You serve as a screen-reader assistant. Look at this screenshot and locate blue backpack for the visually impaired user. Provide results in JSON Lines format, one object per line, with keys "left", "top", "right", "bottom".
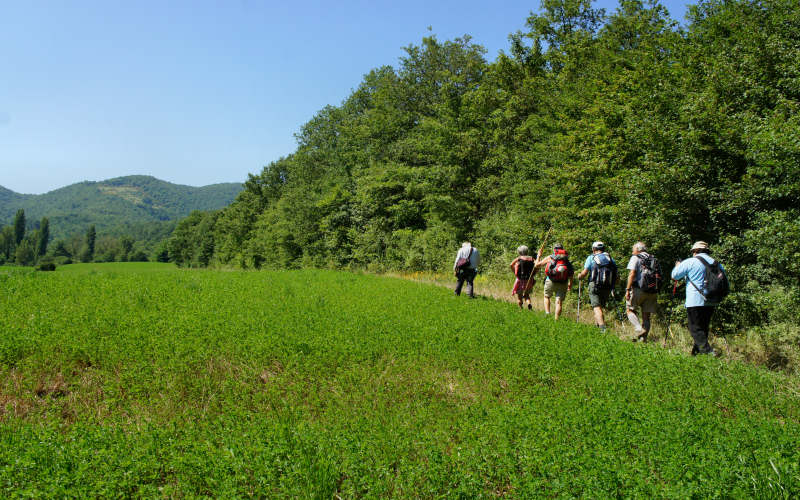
{"left": 590, "top": 252, "right": 617, "bottom": 289}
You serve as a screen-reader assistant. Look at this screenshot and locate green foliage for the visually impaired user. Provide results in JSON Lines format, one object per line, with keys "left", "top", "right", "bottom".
{"left": 0, "top": 175, "right": 242, "bottom": 243}
{"left": 0, "top": 265, "right": 799, "bottom": 496}
{"left": 13, "top": 209, "right": 25, "bottom": 245}
{"left": 83, "top": 225, "right": 96, "bottom": 262}
{"left": 185, "top": 0, "right": 799, "bottom": 343}
{"left": 0, "top": 226, "right": 13, "bottom": 261}
{"left": 35, "top": 262, "right": 56, "bottom": 271}
{"left": 14, "top": 235, "right": 36, "bottom": 266}
{"left": 36, "top": 217, "right": 49, "bottom": 258}
{"left": 168, "top": 211, "right": 220, "bottom": 267}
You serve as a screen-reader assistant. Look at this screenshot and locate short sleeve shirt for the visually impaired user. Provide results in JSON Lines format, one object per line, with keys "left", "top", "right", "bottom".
{"left": 627, "top": 254, "right": 642, "bottom": 283}
{"left": 584, "top": 253, "right": 617, "bottom": 271}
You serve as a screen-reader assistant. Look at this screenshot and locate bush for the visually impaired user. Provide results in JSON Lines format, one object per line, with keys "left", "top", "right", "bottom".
{"left": 36, "top": 262, "right": 56, "bottom": 271}
{"left": 129, "top": 250, "right": 149, "bottom": 262}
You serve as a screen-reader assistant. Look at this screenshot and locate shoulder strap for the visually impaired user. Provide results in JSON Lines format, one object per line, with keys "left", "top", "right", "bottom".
{"left": 694, "top": 255, "right": 711, "bottom": 270}
{"left": 688, "top": 257, "right": 708, "bottom": 296}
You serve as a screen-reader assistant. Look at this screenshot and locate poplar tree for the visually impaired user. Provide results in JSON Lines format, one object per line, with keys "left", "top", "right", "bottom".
{"left": 84, "top": 225, "right": 96, "bottom": 262}
{"left": 37, "top": 217, "right": 50, "bottom": 257}
{"left": 13, "top": 209, "right": 25, "bottom": 245}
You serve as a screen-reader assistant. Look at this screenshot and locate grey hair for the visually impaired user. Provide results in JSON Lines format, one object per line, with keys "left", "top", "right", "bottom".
{"left": 462, "top": 241, "right": 471, "bottom": 248}
{"left": 517, "top": 245, "right": 529, "bottom": 256}
{"left": 633, "top": 241, "right": 647, "bottom": 252}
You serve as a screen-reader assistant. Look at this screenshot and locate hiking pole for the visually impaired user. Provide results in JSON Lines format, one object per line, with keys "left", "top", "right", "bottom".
{"left": 576, "top": 279, "right": 582, "bottom": 321}
{"left": 662, "top": 280, "right": 678, "bottom": 347}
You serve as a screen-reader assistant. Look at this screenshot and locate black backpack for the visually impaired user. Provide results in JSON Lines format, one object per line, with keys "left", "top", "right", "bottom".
{"left": 635, "top": 252, "right": 663, "bottom": 293}
{"left": 590, "top": 252, "right": 617, "bottom": 289}
{"left": 516, "top": 258, "right": 535, "bottom": 280}
{"left": 692, "top": 256, "right": 730, "bottom": 303}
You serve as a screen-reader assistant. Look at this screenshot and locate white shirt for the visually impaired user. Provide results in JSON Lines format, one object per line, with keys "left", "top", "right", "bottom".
{"left": 453, "top": 245, "right": 480, "bottom": 271}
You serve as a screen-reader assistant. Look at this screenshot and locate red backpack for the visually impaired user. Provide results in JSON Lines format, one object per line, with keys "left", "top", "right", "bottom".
{"left": 546, "top": 249, "right": 573, "bottom": 283}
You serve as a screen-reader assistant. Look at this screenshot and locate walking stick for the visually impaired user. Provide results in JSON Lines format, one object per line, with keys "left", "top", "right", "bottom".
{"left": 577, "top": 279, "right": 582, "bottom": 321}
{"left": 536, "top": 227, "right": 553, "bottom": 260}
{"left": 662, "top": 280, "right": 678, "bottom": 347}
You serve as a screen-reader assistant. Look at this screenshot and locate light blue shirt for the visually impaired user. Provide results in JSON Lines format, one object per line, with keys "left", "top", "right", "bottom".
{"left": 583, "top": 253, "right": 617, "bottom": 271}
{"left": 671, "top": 253, "right": 724, "bottom": 308}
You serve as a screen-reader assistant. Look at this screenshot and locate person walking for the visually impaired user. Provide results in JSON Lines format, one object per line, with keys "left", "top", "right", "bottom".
{"left": 576, "top": 241, "right": 618, "bottom": 331}
{"left": 671, "top": 241, "right": 726, "bottom": 356}
{"left": 453, "top": 241, "right": 480, "bottom": 298}
{"left": 535, "top": 243, "right": 573, "bottom": 320}
{"left": 625, "top": 242, "right": 662, "bottom": 342}
{"left": 510, "top": 245, "right": 537, "bottom": 310}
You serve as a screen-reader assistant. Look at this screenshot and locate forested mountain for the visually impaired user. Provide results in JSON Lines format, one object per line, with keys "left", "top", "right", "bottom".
{"left": 170, "top": 0, "right": 798, "bottom": 344}
{"left": 0, "top": 175, "right": 243, "bottom": 240}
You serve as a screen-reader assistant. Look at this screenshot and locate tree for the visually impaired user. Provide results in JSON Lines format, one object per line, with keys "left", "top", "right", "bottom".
{"left": 119, "top": 236, "right": 134, "bottom": 262}
{"left": 14, "top": 209, "right": 25, "bottom": 245}
{"left": 153, "top": 241, "right": 171, "bottom": 263}
{"left": 37, "top": 217, "right": 50, "bottom": 258}
{"left": 0, "top": 226, "right": 14, "bottom": 260}
{"left": 15, "top": 236, "right": 36, "bottom": 266}
{"left": 51, "top": 240, "right": 71, "bottom": 258}
{"left": 83, "top": 225, "right": 96, "bottom": 262}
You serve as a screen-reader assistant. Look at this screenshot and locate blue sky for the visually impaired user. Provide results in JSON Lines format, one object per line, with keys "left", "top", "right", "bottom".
{"left": 1, "top": 0, "right": 690, "bottom": 194}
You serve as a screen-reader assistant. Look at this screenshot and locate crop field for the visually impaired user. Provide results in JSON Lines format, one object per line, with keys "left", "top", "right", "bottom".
{"left": 1, "top": 263, "right": 799, "bottom": 497}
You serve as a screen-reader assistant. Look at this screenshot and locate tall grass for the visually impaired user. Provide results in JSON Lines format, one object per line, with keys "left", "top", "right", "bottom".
{"left": 1, "top": 263, "right": 798, "bottom": 496}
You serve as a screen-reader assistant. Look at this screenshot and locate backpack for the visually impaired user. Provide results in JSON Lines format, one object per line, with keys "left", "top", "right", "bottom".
{"left": 546, "top": 250, "right": 573, "bottom": 283}
{"left": 516, "top": 258, "right": 535, "bottom": 280}
{"left": 456, "top": 247, "right": 473, "bottom": 270}
{"left": 692, "top": 255, "right": 730, "bottom": 303}
{"left": 635, "top": 252, "right": 663, "bottom": 293}
{"left": 590, "top": 252, "right": 617, "bottom": 289}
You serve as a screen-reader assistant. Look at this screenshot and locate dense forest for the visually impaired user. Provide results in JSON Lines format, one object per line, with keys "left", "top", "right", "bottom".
{"left": 169, "top": 0, "right": 798, "bottom": 355}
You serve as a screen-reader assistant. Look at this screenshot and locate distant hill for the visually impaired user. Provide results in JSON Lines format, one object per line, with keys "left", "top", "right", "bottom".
{"left": 0, "top": 175, "right": 243, "bottom": 240}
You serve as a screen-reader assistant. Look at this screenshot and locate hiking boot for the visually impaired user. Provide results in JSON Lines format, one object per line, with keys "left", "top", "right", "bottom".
{"left": 598, "top": 325, "right": 607, "bottom": 332}
{"left": 527, "top": 304, "right": 533, "bottom": 310}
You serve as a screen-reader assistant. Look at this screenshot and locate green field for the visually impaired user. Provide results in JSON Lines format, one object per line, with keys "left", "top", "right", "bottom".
{"left": 1, "top": 263, "right": 798, "bottom": 497}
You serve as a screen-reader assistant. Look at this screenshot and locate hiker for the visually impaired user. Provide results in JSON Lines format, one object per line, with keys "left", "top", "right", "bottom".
{"left": 671, "top": 241, "right": 727, "bottom": 356}
{"left": 535, "top": 243, "right": 573, "bottom": 320}
{"left": 576, "top": 241, "right": 618, "bottom": 331}
{"left": 453, "top": 241, "right": 480, "bottom": 298}
{"left": 625, "top": 242, "right": 662, "bottom": 342}
{"left": 510, "top": 245, "right": 537, "bottom": 310}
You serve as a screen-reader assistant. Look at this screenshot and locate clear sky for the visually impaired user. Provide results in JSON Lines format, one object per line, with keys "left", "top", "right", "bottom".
{"left": 1, "top": 0, "right": 690, "bottom": 194}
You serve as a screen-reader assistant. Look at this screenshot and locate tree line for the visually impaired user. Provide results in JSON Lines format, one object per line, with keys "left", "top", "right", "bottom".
{"left": 0, "top": 209, "right": 152, "bottom": 267}
{"left": 166, "top": 0, "right": 799, "bottom": 354}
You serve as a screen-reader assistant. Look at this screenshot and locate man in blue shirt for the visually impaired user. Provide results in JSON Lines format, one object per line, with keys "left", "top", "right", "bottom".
{"left": 576, "top": 241, "right": 618, "bottom": 331}
{"left": 671, "top": 241, "right": 723, "bottom": 356}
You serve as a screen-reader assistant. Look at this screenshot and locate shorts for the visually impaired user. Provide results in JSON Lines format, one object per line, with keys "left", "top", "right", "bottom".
{"left": 588, "top": 282, "right": 611, "bottom": 308}
{"left": 626, "top": 287, "right": 658, "bottom": 314}
{"left": 544, "top": 280, "right": 568, "bottom": 300}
